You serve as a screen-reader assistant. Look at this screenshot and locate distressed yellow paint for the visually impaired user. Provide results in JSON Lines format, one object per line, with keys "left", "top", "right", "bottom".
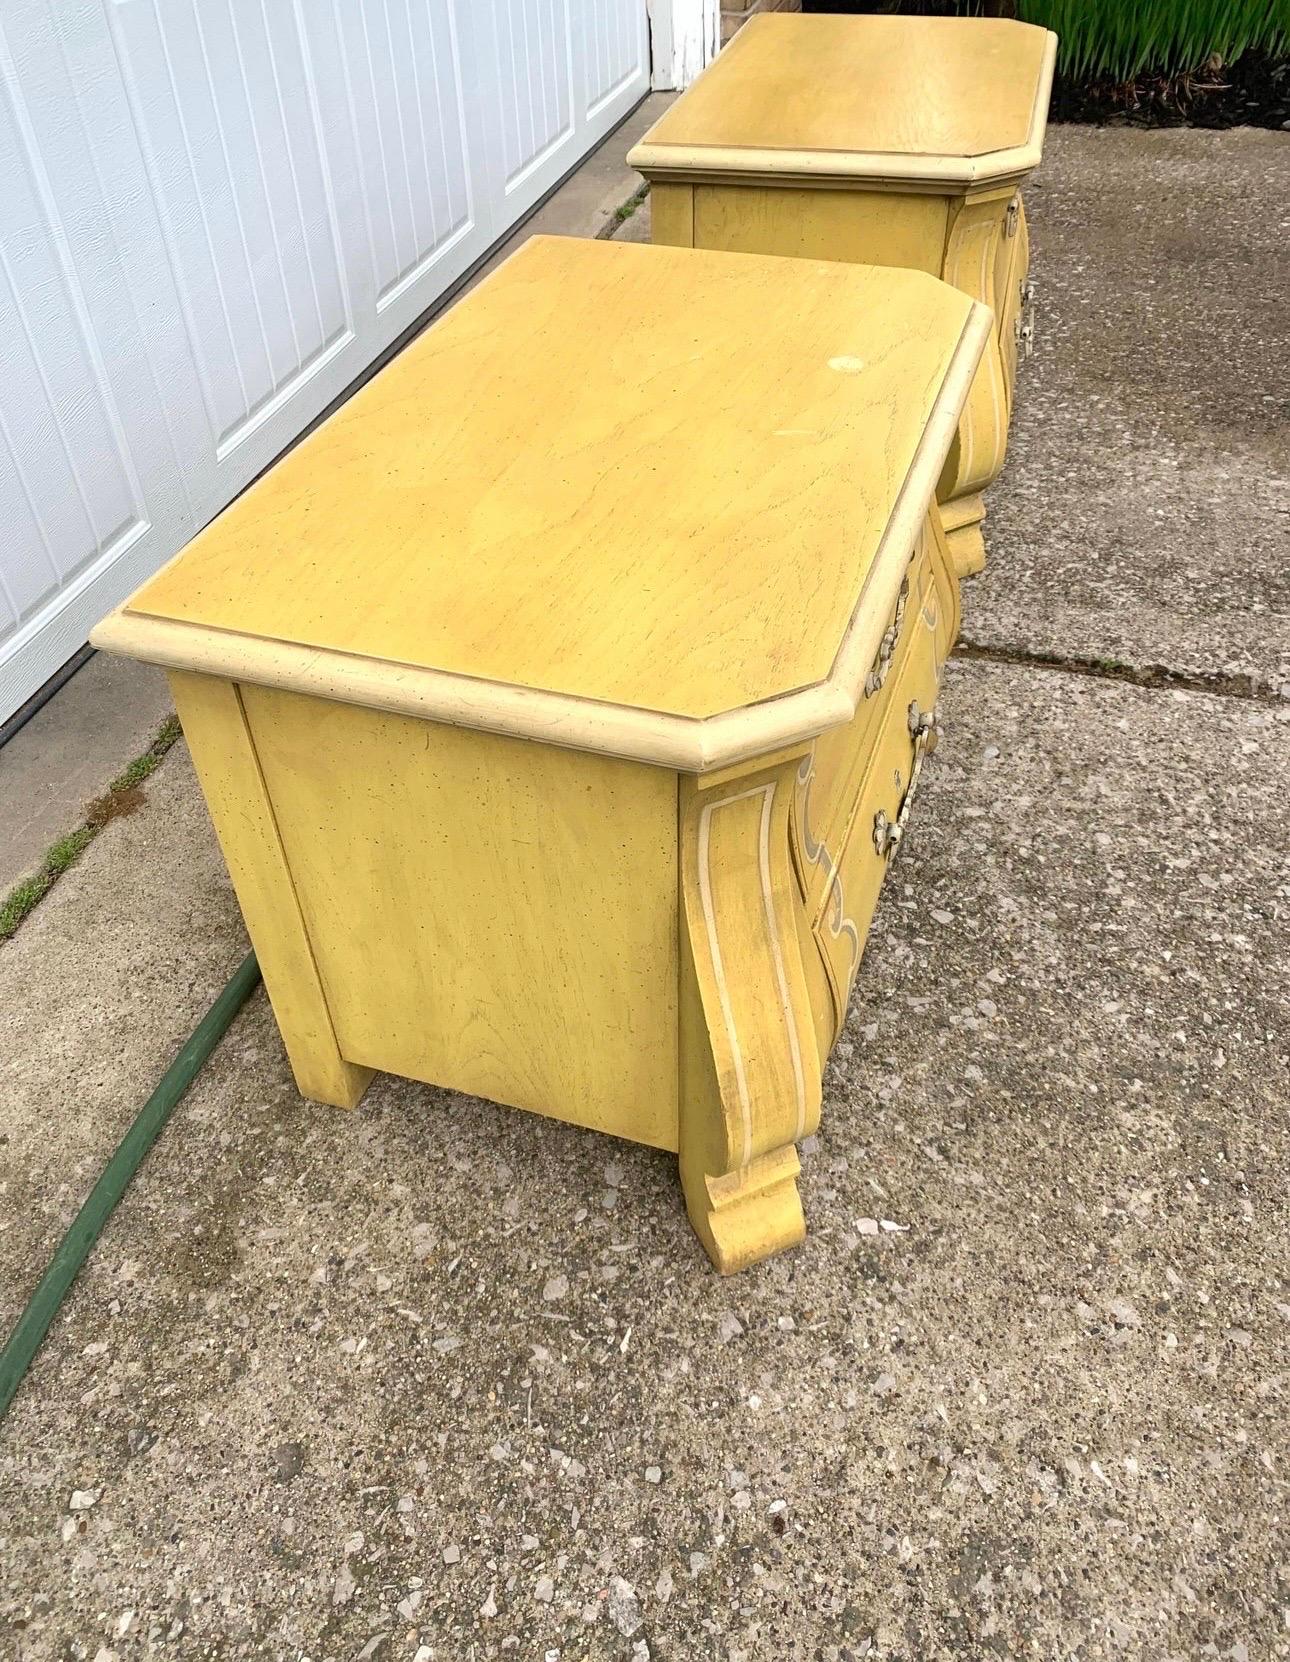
{"left": 692, "top": 186, "right": 948, "bottom": 274}
{"left": 635, "top": 14, "right": 1054, "bottom": 173}
{"left": 95, "top": 238, "right": 985, "bottom": 1274}
{"left": 808, "top": 593, "right": 944, "bottom": 1045}
{"left": 997, "top": 197, "right": 1031, "bottom": 417}
{"left": 647, "top": 181, "right": 694, "bottom": 247}
{"left": 629, "top": 15, "right": 1054, "bottom": 576}
{"left": 167, "top": 670, "right": 373, "bottom": 1110}
{"left": 679, "top": 753, "right": 821, "bottom": 1273}
{"left": 791, "top": 517, "right": 952, "bottom": 915}
{"left": 120, "top": 237, "right": 981, "bottom": 728}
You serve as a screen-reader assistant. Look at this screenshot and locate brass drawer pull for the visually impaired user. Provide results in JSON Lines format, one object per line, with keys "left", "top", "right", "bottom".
{"left": 863, "top": 576, "right": 910, "bottom": 698}
{"left": 872, "top": 701, "right": 940, "bottom": 861}
{"left": 1015, "top": 279, "right": 1036, "bottom": 359}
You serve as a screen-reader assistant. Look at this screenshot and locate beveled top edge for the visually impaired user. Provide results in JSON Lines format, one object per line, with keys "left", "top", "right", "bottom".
{"left": 627, "top": 140, "right": 1047, "bottom": 189}
{"left": 92, "top": 301, "right": 992, "bottom": 773}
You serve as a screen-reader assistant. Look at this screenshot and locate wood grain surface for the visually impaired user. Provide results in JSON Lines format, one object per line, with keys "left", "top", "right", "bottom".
{"left": 631, "top": 15, "right": 1056, "bottom": 177}
{"left": 241, "top": 684, "right": 681, "bottom": 1148}
{"left": 115, "top": 237, "right": 983, "bottom": 729}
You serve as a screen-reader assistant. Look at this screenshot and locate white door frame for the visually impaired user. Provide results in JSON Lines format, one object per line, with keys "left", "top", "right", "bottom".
{"left": 648, "top": 0, "right": 718, "bottom": 89}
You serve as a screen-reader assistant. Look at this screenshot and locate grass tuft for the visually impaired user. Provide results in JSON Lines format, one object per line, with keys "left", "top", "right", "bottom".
{"left": 0, "top": 713, "right": 183, "bottom": 944}
{"left": 601, "top": 184, "right": 649, "bottom": 238}
{"left": 109, "top": 714, "right": 181, "bottom": 793}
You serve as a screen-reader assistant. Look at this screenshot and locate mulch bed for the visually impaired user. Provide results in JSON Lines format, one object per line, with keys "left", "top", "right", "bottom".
{"left": 1048, "top": 51, "right": 1290, "bottom": 130}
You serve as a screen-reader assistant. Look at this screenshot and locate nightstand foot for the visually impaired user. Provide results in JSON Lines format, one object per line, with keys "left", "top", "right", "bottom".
{"left": 940, "top": 493, "right": 987, "bottom": 578}
{"left": 681, "top": 1145, "right": 805, "bottom": 1274}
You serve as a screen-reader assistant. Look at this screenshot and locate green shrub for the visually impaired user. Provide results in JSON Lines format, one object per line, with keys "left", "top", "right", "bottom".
{"left": 1014, "top": 0, "right": 1289, "bottom": 81}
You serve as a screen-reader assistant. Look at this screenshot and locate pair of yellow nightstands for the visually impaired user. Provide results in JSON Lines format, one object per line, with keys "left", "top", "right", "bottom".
{"left": 95, "top": 17, "right": 1055, "bottom": 1273}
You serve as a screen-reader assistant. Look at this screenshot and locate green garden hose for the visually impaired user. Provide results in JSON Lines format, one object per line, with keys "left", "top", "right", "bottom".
{"left": 0, "top": 949, "right": 262, "bottom": 1423}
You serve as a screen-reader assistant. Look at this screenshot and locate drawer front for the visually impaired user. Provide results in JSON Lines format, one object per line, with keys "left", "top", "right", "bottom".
{"left": 997, "top": 197, "right": 1031, "bottom": 414}
{"left": 795, "top": 541, "right": 932, "bottom": 891}
{"left": 790, "top": 514, "right": 956, "bottom": 923}
{"left": 993, "top": 195, "right": 1030, "bottom": 316}
{"left": 993, "top": 193, "right": 1022, "bottom": 325}
{"left": 807, "top": 620, "right": 943, "bottom": 1044}
{"left": 691, "top": 184, "right": 951, "bottom": 275}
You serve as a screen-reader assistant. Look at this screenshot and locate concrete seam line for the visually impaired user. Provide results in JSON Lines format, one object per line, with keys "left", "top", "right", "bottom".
{"left": 599, "top": 182, "right": 649, "bottom": 238}
{"left": 0, "top": 713, "right": 183, "bottom": 944}
{"left": 952, "top": 640, "right": 1286, "bottom": 706}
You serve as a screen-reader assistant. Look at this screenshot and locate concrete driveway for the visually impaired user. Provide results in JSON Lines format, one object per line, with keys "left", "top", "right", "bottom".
{"left": 1, "top": 124, "right": 1287, "bottom": 1661}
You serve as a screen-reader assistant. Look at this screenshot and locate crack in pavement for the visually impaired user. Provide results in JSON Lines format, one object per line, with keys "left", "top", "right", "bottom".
{"left": 952, "top": 637, "right": 1287, "bottom": 705}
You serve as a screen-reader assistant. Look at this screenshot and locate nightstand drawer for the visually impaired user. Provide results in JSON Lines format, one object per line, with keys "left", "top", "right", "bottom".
{"left": 806, "top": 623, "right": 943, "bottom": 1042}
{"left": 993, "top": 195, "right": 1026, "bottom": 327}
{"left": 790, "top": 514, "right": 956, "bottom": 920}
{"left": 998, "top": 196, "right": 1031, "bottom": 413}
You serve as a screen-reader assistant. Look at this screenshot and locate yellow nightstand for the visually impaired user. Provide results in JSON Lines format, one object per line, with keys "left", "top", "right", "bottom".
{"left": 629, "top": 14, "right": 1056, "bottom": 577}
{"left": 93, "top": 237, "right": 989, "bottom": 1272}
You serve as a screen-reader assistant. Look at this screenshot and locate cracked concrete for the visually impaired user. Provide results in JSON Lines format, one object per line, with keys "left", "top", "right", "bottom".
{"left": 1, "top": 122, "right": 1288, "bottom": 1662}
{"left": 973, "top": 125, "right": 1290, "bottom": 698}
{"left": 620, "top": 124, "right": 1290, "bottom": 695}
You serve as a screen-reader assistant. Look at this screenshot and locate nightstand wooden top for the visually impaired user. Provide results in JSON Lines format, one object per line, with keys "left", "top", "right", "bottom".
{"left": 629, "top": 15, "right": 1056, "bottom": 188}
{"left": 97, "top": 237, "right": 988, "bottom": 772}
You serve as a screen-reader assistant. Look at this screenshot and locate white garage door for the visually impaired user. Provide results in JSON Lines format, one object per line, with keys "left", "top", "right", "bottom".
{"left": 0, "top": 0, "right": 648, "bottom": 723}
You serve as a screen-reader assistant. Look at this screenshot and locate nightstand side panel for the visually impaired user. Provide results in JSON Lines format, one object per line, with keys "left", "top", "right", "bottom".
{"left": 238, "top": 686, "right": 683, "bottom": 1152}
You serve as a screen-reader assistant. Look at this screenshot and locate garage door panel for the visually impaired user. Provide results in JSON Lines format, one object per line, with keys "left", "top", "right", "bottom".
{"left": 0, "top": 223, "right": 142, "bottom": 629}
{"left": 585, "top": 0, "right": 648, "bottom": 116}
{"left": 231, "top": 0, "right": 352, "bottom": 371}
{"left": 107, "top": 0, "right": 355, "bottom": 457}
{"left": 412, "top": 1, "right": 478, "bottom": 240}
{"left": 478, "top": 0, "right": 648, "bottom": 218}
{"left": 326, "top": 0, "right": 486, "bottom": 314}
{"left": 490, "top": 0, "right": 574, "bottom": 192}
{"left": 0, "top": 0, "right": 649, "bottom": 722}
{"left": 0, "top": 10, "right": 154, "bottom": 645}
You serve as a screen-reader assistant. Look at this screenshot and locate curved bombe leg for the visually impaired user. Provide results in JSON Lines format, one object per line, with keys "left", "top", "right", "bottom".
{"left": 938, "top": 188, "right": 1018, "bottom": 577}
{"left": 678, "top": 754, "right": 823, "bottom": 1273}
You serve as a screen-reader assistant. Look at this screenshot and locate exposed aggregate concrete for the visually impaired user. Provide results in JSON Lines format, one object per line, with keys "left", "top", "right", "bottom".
{"left": 2, "top": 123, "right": 1289, "bottom": 1662}
{"left": 2, "top": 662, "right": 1286, "bottom": 1661}
{"left": 974, "top": 126, "right": 1290, "bottom": 697}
